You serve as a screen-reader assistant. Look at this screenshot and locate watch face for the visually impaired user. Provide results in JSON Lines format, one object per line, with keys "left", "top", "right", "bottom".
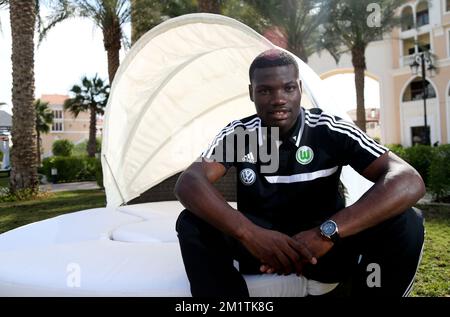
{"left": 322, "top": 221, "right": 337, "bottom": 236}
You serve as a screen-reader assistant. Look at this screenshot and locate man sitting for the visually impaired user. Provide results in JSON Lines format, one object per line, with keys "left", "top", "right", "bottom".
{"left": 175, "top": 49, "right": 425, "bottom": 297}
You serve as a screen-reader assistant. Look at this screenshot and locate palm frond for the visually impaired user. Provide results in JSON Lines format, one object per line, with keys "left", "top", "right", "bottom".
{"left": 64, "top": 74, "right": 109, "bottom": 118}
{"left": 39, "top": 0, "right": 76, "bottom": 44}
{"left": 34, "top": 99, "right": 54, "bottom": 134}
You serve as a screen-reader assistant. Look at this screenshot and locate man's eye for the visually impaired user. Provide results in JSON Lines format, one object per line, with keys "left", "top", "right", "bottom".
{"left": 258, "top": 89, "right": 270, "bottom": 95}
{"left": 285, "top": 86, "right": 296, "bottom": 92}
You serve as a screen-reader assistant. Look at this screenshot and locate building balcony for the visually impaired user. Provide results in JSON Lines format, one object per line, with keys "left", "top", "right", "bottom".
{"left": 400, "top": 54, "right": 415, "bottom": 68}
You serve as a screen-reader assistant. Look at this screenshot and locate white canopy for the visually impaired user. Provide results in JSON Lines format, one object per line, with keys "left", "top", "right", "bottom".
{"left": 102, "top": 13, "right": 373, "bottom": 207}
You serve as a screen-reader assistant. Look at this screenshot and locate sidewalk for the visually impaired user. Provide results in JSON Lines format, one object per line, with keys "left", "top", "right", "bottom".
{"left": 417, "top": 192, "right": 433, "bottom": 204}
{"left": 40, "top": 181, "right": 100, "bottom": 192}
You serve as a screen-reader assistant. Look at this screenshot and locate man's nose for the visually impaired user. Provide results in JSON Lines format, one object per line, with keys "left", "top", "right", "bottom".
{"left": 271, "top": 90, "right": 287, "bottom": 106}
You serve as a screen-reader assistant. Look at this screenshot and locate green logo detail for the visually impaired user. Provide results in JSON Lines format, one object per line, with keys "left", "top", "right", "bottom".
{"left": 296, "top": 146, "right": 314, "bottom": 165}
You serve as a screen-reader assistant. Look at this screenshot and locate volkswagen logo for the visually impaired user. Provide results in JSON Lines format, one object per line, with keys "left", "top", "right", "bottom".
{"left": 240, "top": 168, "right": 256, "bottom": 186}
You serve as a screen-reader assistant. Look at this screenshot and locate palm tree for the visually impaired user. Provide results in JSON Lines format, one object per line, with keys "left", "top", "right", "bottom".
{"left": 130, "top": 0, "right": 162, "bottom": 44}
{"left": 248, "top": 0, "right": 331, "bottom": 63}
{"left": 222, "top": 0, "right": 267, "bottom": 33}
{"left": 322, "top": 0, "right": 405, "bottom": 131}
{"left": 64, "top": 75, "right": 109, "bottom": 157}
{"left": 34, "top": 99, "right": 54, "bottom": 166}
{"left": 130, "top": 0, "right": 197, "bottom": 45}
{"left": 42, "top": 0, "right": 131, "bottom": 83}
{"left": 9, "top": 0, "right": 39, "bottom": 193}
{"left": 198, "top": 0, "right": 221, "bottom": 13}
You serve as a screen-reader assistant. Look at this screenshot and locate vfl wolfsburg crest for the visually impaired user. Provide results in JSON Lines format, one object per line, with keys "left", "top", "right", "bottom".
{"left": 296, "top": 146, "right": 314, "bottom": 165}
{"left": 240, "top": 168, "right": 256, "bottom": 186}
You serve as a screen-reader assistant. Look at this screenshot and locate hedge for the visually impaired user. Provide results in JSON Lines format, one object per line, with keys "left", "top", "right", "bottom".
{"left": 428, "top": 145, "right": 450, "bottom": 202}
{"left": 403, "top": 144, "right": 435, "bottom": 185}
{"left": 42, "top": 156, "right": 99, "bottom": 183}
{"left": 52, "top": 139, "right": 74, "bottom": 157}
{"left": 387, "top": 144, "right": 450, "bottom": 201}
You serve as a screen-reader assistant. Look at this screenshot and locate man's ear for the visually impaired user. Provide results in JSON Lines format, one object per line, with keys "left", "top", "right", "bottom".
{"left": 249, "top": 84, "right": 254, "bottom": 102}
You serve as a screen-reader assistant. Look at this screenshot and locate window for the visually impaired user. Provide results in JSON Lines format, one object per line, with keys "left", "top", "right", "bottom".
{"left": 410, "top": 80, "right": 436, "bottom": 100}
{"left": 448, "top": 29, "right": 450, "bottom": 57}
{"left": 367, "top": 122, "right": 376, "bottom": 130}
{"left": 417, "top": 33, "right": 431, "bottom": 52}
{"left": 53, "top": 110, "right": 62, "bottom": 119}
{"left": 51, "top": 109, "right": 64, "bottom": 132}
{"left": 52, "top": 122, "right": 63, "bottom": 131}
{"left": 402, "top": 78, "right": 437, "bottom": 102}
{"left": 402, "top": 37, "right": 415, "bottom": 56}
{"left": 416, "top": 2, "right": 429, "bottom": 27}
{"left": 447, "top": 0, "right": 450, "bottom": 12}
{"left": 401, "top": 6, "right": 414, "bottom": 31}
{"left": 418, "top": 43, "right": 431, "bottom": 52}
{"left": 416, "top": 10, "right": 429, "bottom": 26}
{"left": 401, "top": 33, "right": 431, "bottom": 65}
{"left": 411, "top": 126, "right": 430, "bottom": 145}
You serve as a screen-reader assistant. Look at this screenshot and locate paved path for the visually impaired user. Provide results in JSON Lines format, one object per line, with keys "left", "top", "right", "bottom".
{"left": 40, "top": 181, "right": 100, "bottom": 192}
{"left": 417, "top": 192, "right": 433, "bottom": 204}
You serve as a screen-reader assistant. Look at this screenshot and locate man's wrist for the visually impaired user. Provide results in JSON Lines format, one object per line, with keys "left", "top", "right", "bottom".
{"left": 319, "top": 219, "right": 340, "bottom": 243}
{"left": 233, "top": 213, "right": 256, "bottom": 242}
{"left": 313, "top": 227, "right": 334, "bottom": 245}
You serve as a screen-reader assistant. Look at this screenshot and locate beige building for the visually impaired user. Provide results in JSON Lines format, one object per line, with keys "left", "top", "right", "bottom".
{"left": 347, "top": 108, "right": 381, "bottom": 140}
{"left": 392, "top": 0, "right": 450, "bottom": 146}
{"left": 40, "top": 94, "right": 102, "bottom": 158}
{"left": 308, "top": 0, "right": 450, "bottom": 147}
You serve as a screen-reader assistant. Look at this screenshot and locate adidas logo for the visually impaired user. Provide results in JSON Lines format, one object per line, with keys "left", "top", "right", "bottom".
{"left": 242, "top": 152, "right": 256, "bottom": 164}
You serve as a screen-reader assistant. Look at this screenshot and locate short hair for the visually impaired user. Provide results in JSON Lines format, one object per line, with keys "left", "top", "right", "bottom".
{"left": 249, "top": 49, "right": 299, "bottom": 83}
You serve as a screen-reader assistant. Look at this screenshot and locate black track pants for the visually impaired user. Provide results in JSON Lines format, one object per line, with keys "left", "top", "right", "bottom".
{"left": 176, "top": 208, "right": 424, "bottom": 297}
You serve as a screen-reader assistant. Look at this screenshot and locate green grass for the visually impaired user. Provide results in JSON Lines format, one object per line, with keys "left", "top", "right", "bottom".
{"left": 0, "top": 189, "right": 106, "bottom": 234}
{"left": 410, "top": 204, "right": 450, "bottom": 297}
{"left": 0, "top": 176, "right": 9, "bottom": 188}
{"left": 0, "top": 191, "right": 448, "bottom": 297}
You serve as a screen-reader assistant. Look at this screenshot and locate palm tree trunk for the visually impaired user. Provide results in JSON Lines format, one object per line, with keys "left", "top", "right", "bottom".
{"left": 87, "top": 105, "right": 97, "bottom": 158}
{"left": 36, "top": 130, "right": 41, "bottom": 166}
{"left": 290, "top": 40, "right": 308, "bottom": 63}
{"left": 103, "top": 21, "right": 122, "bottom": 84}
{"left": 130, "top": 0, "right": 139, "bottom": 44}
{"left": 198, "top": 0, "right": 221, "bottom": 13}
{"left": 351, "top": 45, "right": 367, "bottom": 132}
{"left": 9, "top": 0, "right": 39, "bottom": 193}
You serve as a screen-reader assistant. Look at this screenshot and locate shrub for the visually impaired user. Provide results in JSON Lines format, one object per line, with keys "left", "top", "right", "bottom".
{"left": 94, "top": 159, "right": 103, "bottom": 188}
{"left": 0, "top": 188, "right": 52, "bottom": 203}
{"left": 73, "top": 140, "right": 88, "bottom": 156}
{"left": 52, "top": 139, "right": 74, "bottom": 157}
{"left": 73, "top": 138, "right": 101, "bottom": 156}
{"left": 42, "top": 156, "right": 98, "bottom": 183}
{"left": 386, "top": 144, "right": 406, "bottom": 160}
{"left": 429, "top": 145, "right": 450, "bottom": 201}
{"left": 403, "top": 145, "right": 435, "bottom": 186}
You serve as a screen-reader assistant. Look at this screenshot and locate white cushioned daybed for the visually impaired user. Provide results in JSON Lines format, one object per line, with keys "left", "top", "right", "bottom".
{"left": 0, "top": 13, "right": 373, "bottom": 296}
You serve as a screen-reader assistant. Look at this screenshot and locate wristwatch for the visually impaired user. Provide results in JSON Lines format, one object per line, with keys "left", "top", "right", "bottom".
{"left": 319, "top": 219, "right": 340, "bottom": 243}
